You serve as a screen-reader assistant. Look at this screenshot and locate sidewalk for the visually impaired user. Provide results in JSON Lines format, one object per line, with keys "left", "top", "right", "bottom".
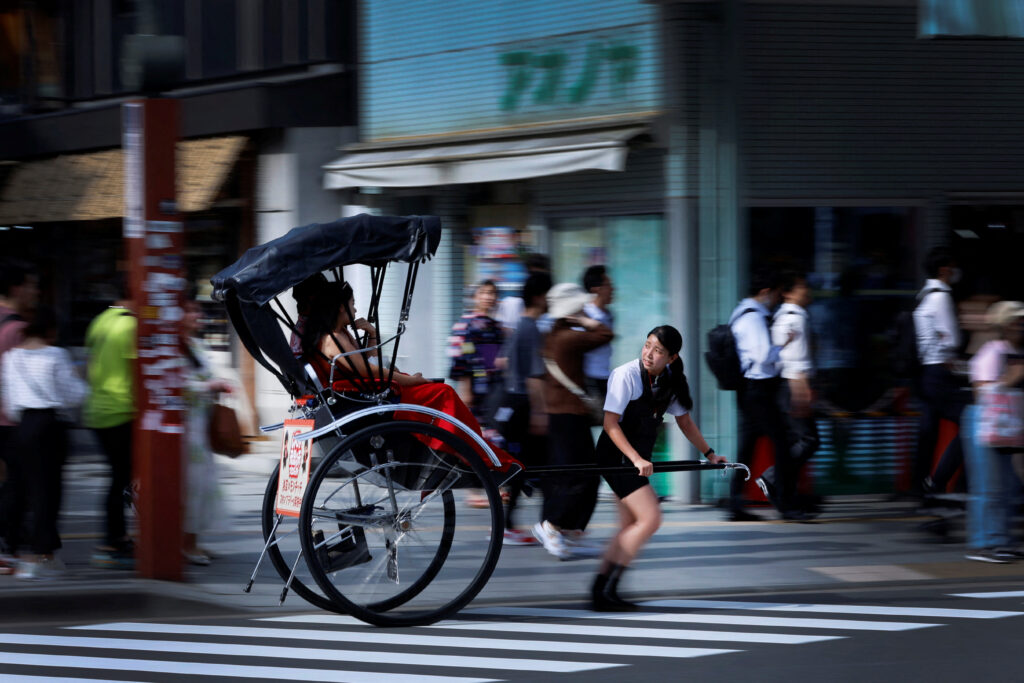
{"left": 2, "top": 430, "right": 1023, "bottom": 623}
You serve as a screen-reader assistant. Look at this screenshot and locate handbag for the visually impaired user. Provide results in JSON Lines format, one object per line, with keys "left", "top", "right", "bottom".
{"left": 977, "top": 384, "right": 1024, "bottom": 448}
{"left": 544, "top": 358, "right": 605, "bottom": 426}
{"left": 209, "top": 403, "right": 248, "bottom": 457}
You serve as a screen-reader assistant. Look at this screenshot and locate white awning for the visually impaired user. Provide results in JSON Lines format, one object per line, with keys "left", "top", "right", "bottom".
{"left": 323, "top": 126, "right": 646, "bottom": 189}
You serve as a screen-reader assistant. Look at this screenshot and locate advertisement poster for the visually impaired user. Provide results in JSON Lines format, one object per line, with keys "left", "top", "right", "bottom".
{"left": 275, "top": 419, "right": 316, "bottom": 517}
{"left": 471, "top": 226, "right": 527, "bottom": 297}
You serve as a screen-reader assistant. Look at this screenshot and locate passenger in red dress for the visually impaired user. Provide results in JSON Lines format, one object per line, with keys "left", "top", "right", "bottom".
{"left": 299, "top": 280, "right": 516, "bottom": 470}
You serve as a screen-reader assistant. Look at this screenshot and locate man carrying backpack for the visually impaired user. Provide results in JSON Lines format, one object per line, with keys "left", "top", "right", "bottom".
{"left": 726, "top": 267, "right": 798, "bottom": 521}
{"left": 913, "top": 246, "right": 968, "bottom": 496}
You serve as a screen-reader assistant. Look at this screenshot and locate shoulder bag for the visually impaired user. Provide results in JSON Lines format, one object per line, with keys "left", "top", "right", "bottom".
{"left": 209, "top": 402, "right": 247, "bottom": 457}
{"left": 544, "top": 357, "right": 605, "bottom": 426}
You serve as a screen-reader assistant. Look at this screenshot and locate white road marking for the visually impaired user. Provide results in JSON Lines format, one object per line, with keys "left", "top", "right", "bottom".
{"left": 642, "top": 599, "right": 1024, "bottom": 619}
{"left": 459, "top": 606, "right": 939, "bottom": 631}
{"left": 430, "top": 620, "right": 844, "bottom": 645}
{"left": 950, "top": 590, "right": 1024, "bottom": 599}
{"left": 0, "top": 634, "right": 618, "bottom": 674}
{"left": 69, "top": 622, "right": 735, "bottom": 659}
{"left": 0, "top": 651, "right": 493, "bottom": 683}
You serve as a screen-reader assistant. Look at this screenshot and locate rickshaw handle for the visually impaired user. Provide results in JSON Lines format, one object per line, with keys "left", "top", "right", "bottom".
{"left": 526, "top": 460, "right": 751, "bottom": 480}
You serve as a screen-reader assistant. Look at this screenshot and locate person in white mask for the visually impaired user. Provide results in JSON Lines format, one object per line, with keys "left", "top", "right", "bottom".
{"left": 913, "top": 246, "right": 968, "bottom": 496}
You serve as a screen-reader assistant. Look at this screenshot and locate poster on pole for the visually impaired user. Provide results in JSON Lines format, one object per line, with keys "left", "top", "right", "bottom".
{"left": 275, "top": 419, "right": 316, "bottom": 517}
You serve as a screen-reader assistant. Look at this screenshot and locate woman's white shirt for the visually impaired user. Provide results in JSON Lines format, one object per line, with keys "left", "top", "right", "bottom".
{"left": 603, "top": 359, "right": 688, "bottom": 421}
{"left": 1, "top": 346, "right": 88, "bottom": 421}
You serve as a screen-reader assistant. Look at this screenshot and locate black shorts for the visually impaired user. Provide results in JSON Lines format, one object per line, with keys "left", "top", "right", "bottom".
{"left": 597, "top": 442, "right": 650, "bottom": 499}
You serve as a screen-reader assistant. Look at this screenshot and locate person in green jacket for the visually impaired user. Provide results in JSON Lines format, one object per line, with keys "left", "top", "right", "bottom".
{"left": 83, "top": 285, "right": 137, "bottom": 569}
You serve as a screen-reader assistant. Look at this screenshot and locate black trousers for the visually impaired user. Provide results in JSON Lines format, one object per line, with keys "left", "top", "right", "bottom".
{"left": 542, "top": 413, "right": 599, "bottom": 531}
{"left": 915, "top": 364, "right": 969, "bottom": 490}
{"left": 8, "top": 410, "right": 69, "bottom": 555}
{"left": 0, "top": 425, "right": 16, "bottom": 552}
{"left": 761, "top": 381, "right": 820, "bottom": 502}
{"left": 92, "top": 421, "right": 133, "bottom": 548}
{"left": 731, "top": 377, "right": 792, "bottom": 511}
{"left": 498, "top": 393, "right": 546, "bottom": 530}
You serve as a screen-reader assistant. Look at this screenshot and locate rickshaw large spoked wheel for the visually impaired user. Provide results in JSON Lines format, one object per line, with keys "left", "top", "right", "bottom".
{"left": 260, "top": 464, "right": 341, "bottom": 613}
{"left": 298, "top": 419, "right": 504, "bottom": 627}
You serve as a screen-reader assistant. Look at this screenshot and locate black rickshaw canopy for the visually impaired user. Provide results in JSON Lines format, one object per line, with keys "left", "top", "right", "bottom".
{"left": 210, "top": 214, "right": 441, "bottom": 398}
{"left": 211, "top": 213, "right": 441, "bottom": 306}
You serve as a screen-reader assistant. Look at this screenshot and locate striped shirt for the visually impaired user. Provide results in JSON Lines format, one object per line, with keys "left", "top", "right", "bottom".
{"left": 1, "top": 346, "right": 88, "bottom": 422}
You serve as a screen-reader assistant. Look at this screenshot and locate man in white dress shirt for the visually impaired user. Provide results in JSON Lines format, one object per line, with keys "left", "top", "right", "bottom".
{"left": 761, "top": 272, "right": 820, "bottom": 515}
{"left": 913, "top": 246, "right": 968, "bottom": 495}
{"left": 727, "top": 267, "right": 796, "bottom": 521}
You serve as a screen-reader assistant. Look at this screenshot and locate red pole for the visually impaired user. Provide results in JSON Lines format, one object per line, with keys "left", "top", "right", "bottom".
{"left": 123, "top": 99, "right": 184, "bottom": 580}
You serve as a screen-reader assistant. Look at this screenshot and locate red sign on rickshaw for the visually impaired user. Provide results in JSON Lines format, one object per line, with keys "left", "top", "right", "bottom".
{"left": 275, "top": 420, "right": 315, "bottom": 517}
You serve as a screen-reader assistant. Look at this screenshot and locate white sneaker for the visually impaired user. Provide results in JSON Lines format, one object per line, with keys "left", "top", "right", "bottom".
{"left": 533, "top": 521, "right": 572, "bottom": 560}
{"left": 15, "top": 557, "right": 64, "bottom": 581}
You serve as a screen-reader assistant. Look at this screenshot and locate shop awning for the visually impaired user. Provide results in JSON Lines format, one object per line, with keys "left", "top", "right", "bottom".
{"left": 0, "top": 136, "right": 247, "bottom": 224}
{"left": 323, "top": 126, "right": 647, "bottom": 189}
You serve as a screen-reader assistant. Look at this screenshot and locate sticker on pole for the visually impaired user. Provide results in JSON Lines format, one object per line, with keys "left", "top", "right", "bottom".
{"left": 275, "top": 419, "right": 315, "bottom": 517}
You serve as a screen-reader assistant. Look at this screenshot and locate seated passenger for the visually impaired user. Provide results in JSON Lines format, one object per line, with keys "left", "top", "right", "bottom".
{"left": 299, "top": 280, "right": 516, "bottom": 469}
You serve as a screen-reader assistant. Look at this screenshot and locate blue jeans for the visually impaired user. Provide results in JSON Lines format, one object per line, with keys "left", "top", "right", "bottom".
{"left": 962, "top": 404, "right": 1018, "bottom": 550}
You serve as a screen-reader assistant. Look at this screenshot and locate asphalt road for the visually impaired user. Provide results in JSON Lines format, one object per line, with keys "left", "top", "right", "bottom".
{"left": 0, "top": 579, "right": 1021, "bottom": 682}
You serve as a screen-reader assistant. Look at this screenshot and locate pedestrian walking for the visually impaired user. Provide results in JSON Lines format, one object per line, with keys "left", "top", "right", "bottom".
{"left": 449, "top": 280, "right": 505, "bottom": 508}
{"left": 180, "top": 293, "right": 234, "bottom": 565}
{"left": 962, "top": 301, "right": 1024, "bottom": 563}
{"left": 727, "top": 267, "right": 796, "bottom": 521}
{"left": 582, "top": 265, "right": 615, "bottom": 406}
{"left": 0, "top": 258, "right": 38, "bottom": 574}
{"left": 592, "top": 325, "right": 727, "bottom": 610}
{"left": 533, "top": 283, "right": 613, "bottom": 559}
{"left": 914, "top": 247, "right": 970, "bottom": 495}
{"left": 83, "top": 279, "right": 137, "bottom": 569}
{"left": 759, "top": 271, "right": 820, "bottom": 515}
{"left": 496, "top": 253, "right": 551, "bottom": 334}
{"left": 1, "top": 306, "right": 88, "bottom": 580}
{"left": 493, "top": 272, "right": 552, "bottom": 546}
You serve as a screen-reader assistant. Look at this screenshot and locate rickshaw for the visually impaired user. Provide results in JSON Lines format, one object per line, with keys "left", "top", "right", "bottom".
{"left": 211, "top": 214, "right": 748, "bottom": 627}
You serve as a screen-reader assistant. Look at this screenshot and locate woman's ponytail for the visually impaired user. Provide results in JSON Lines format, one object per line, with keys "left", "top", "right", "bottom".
{"left": 649, "top": 325, "right": 694, "bottom": 411}
{"left": 670, "top": 357, "right": 694, "bottom": 412}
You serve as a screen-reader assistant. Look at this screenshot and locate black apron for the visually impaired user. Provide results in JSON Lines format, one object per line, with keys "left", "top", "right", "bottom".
{"left": 596, "top": 360, "right": 676, "bottom": 465}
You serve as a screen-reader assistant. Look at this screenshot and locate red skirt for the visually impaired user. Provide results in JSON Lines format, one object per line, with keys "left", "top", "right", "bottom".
{"left": 394, "top": 381, "right": 518, "bottom": 471}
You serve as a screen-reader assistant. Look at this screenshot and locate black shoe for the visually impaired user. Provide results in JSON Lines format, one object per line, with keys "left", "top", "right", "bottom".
{"left": 965, "top": 548, "right": 1011, "bottom": 564}
{"left": 782, "top": 509, "right": 814, "bottom": 523}
{"left": 728, "top": 509, "right": 762, "bottom": 522}
{"left": 592, "top": 591, "right": 639, "bottom": 612}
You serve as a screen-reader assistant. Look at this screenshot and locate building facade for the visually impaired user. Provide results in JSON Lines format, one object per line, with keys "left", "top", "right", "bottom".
{"left": 0, "top": 0, "right": 358, "bottom": 424}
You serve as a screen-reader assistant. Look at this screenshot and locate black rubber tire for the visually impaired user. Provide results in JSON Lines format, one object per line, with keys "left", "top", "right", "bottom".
{"left": 298, "top": 419, "right": 503, "bottom": 627}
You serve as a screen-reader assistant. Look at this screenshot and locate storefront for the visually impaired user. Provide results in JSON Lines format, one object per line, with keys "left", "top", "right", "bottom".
{"left": 660, "top": 0, "right": 1024, "bottom": 499}
{"left": 319, "top": 0, "right": 715, "bottom": 496}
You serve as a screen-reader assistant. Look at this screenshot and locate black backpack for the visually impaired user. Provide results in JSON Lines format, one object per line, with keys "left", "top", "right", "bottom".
{"left": 892, "top": 288, "right": 941, "bottom": 381}
{"left": 705, "top": 308, "right": 756, "bottom": 391}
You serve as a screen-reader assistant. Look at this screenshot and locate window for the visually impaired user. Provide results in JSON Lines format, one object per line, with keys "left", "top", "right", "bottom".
{"left": 750, "top": 206, "right": 920, "bottom": 412}
{"left": 551, "top": 214, "right": 667, "bottom": 369}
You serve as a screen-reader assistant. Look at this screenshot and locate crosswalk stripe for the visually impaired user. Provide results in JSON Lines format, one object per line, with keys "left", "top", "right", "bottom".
{"left": 950, "top": 591, "right": 1024, "bottom": 599}
{"left": 0, "top": 634, "right": 618, "bottom": 674}
{"left": 0, "top": 676, "right": 147, "bottom": 683}
{"left": 0, "top": 651, "right": 494, "bottom": 683}
{"left": 68, "top": 622, "right": 736, "bottom": 660}
{"left": 429, "top": 621, "right": 844, "bottom": 645}
{"left": 641, "top": 599, "right": 1024, "bottom": 619}
{"left": 459, "top": 607, "right": 939, "bottom": 631}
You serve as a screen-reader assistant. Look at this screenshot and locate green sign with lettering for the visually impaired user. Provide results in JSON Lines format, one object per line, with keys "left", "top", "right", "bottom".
{"left": 499, "top": 40, "right": 640, "bottom": 112}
